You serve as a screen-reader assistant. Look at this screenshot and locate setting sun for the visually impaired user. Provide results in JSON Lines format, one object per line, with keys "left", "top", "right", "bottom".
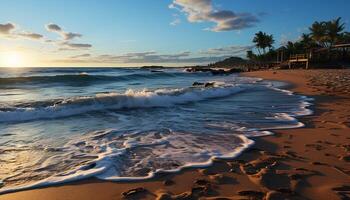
{"left": 0, "top": 52, "right": 24, "bottom": 67}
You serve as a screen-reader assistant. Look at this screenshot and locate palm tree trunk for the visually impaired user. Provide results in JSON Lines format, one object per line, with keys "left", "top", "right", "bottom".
{"left": 257, "top": 48, "right": 261, "bottom": 56}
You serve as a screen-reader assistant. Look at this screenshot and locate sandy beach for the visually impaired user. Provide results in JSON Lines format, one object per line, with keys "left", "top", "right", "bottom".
{"left": 1, "top": 69, "right": 349, "bottom": 200}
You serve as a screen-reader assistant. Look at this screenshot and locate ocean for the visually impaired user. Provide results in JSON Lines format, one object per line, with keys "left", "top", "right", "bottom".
{"left": 0, "top": 67, "right": 312, "bottom": 193}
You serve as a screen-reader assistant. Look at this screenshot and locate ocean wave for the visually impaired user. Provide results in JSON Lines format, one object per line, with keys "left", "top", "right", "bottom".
{"left": 0, "top": 72, "right": 181, "bottom": 87}
{"left": 0, "top": 79, "right": 312, "bottom": 194}
{"left": 0, "top": 84, "right": 245, "bottom": 122}
{"left": 0, "top": 129, "right": 254, "bottom": 194}
{"left": 0, "top": 74, "right": 315, "bottom": 195}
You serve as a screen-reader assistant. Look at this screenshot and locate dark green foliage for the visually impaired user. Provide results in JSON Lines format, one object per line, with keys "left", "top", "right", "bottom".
{"left": 253, "top": 31, "right": 274, "bottom": 55}
{"left": 247, "top": 17, "right": 349, "bottom": 66}
{"left": 309, "top": 17, "right": 345, "bottom": 47}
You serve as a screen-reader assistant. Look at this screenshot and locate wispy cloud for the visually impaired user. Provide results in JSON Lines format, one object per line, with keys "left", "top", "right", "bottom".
{"left": 46, "top": 23, "right": 82, "bottom": 40}
{"left": 45, "top": 23, "right": 92, "bottom": 49}
{"left": 62, "top": 42, "right": 92, "bottom": 49}
{"left": 0, "top": 22, "right": 44, "bottom": 40}
{"left": 55, "top": 44, "right": 249, "bottom": 65}
{"left": 169, "top": 0, "right": 259, "bottom": 31}
{"left": 70, "top": 53, "right": 91, "bottom": 59}
{"left": 18, "top": 32, "right": 44, "bottom": 40}
{"left": 63, "top": 32, "right": 82, "bottom": 40}
{"left": 1, "top": 22, "right": 91, "bottom": 50}
{"left": 170, "top": 18, "right": 181, "bottom": 26}
{"left": 170, "top": 14, "right": 181, "bottom": 26}
{"left": 199, "top": 45, "right": 253, "bottom": 56}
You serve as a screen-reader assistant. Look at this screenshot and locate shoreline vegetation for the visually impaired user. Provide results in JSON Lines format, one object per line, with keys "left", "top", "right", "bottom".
{"left": 183, "top": 17, "right": 349, "bottom": 72}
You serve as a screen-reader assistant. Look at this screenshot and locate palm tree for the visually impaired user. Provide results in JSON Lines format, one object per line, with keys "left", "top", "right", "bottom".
{"left": 264, "top": 34, "right": 275, "bottom": 52}
{"left": 310, "top": 18, "right": 345, "bottom": 47}
{"left": 326, "top": 17, "right": 345, "bottom": 46}
{"left": 253, "top": 31, "right": 265, "bottom": 55}
{"left": 300, "top": 33, "right": 315, "bottom": 50}
{"left": 340, "top": 32, "right": 350, "bottom": 43}
{"left": 246, "top": 50, "right": 255, "bottom": 60}
{"left": 253, "top": 31, "right": 274, "bottom": 55}
{"left": 285, "top": 41, "right": 296, "bottom": 55}
{"left": 309, "top": 21, "right": 328, "bottom": 47}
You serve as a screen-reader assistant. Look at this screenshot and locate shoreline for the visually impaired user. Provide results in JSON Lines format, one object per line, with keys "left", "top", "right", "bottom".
{"left": 0, "top": 78, "right": 307, "bottom": 196}
{"left": 1, "top": 69, "right": 349, "bottom": 200}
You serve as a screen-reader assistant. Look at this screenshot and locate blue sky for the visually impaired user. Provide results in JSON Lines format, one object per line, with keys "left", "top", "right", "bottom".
{"left": 0, "top": 0, "right": 349, "bottom": 67}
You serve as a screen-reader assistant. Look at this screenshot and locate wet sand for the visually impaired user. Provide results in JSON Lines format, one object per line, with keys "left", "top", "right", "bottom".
{"left": 1, "top": 69, "right": 349, "bottom": 200}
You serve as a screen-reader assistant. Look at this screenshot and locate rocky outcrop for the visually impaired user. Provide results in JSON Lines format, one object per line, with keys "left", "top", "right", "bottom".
{"left": 192, "top": 82, "right": 215, "bottom": 87}
{"left": 140, "top": 66, "right": 164, "bottom": 69}
{"left": 185, "top": 67, "right": 243, "bottom": 75}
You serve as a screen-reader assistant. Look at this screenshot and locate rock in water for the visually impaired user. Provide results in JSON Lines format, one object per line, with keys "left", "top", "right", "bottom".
{"left": 192, "top": 81, "right": 204, "bottom": 86}
{"left": 204, "top": 82, "right": 215, "bottom": 87}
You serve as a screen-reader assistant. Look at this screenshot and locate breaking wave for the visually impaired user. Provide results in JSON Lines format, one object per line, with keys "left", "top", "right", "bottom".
{"left": 0, "top": 84, "right": 245, "bottom": 122}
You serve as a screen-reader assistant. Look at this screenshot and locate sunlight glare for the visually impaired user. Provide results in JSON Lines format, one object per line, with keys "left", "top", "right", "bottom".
{"left": 0, "top": 52, "right": 24, "bottom": 67}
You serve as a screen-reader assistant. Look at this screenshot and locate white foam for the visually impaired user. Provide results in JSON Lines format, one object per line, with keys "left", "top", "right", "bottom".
{"left": 96, "top": 134, "right": 255, "bottom": 181}
{"left": 266, "top": 82, "right": 314, "bottom": 117}
{"left": 0, "top": 130, "right": 254, "bottom": 194}
{"left": 0, "top": 85, "right": 245, "bottom": 123}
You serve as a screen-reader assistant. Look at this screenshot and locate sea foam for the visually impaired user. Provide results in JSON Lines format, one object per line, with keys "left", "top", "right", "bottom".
{"left": 0, "top": 84, "right": 244, "bottom": 122}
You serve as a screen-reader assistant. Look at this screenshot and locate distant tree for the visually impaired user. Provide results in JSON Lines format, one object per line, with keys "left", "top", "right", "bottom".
{"left": 285, "top": 41, "right": 296, "bottom": 54}
{"left": 246, "top": 50, "right": 255, "bottom": 60}
{"left": 261, "top": 17, "right": 350, "bottom": 64}
{"left": 253, "top": 31, "right": 264, "bottom": 55}
{"left": 309, "top": 21, "right": 328, "bottom": 47}
{"left": 299, "top": 33, "right": 317, "bottom": 50}
{"left": 253, "top": 31, "right": 275, "bottom": 55}
{"left": 265, "top": 34, "right": 275, "bottom": 52}
{"left": 310, "top": 17, "right": 345, "bottom": 47}
{"left": 326, "top": 17, "right": 345, "bottom": 46}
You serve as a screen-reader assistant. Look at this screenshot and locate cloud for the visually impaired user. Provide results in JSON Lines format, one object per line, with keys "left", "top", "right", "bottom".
{"left": 0, "top": 23, "right": 15, "bottom": 34}
{"left": 1, "top": 22, "right": 44, "bottom": 40}
{"left": 169, "top": 0, "right": 259, "bottom": 31}
{"left": 18, "top": 32, "right": 44, "bottom": 40}
{"left": 56, "top": 46, "right": 246, "bottom": 65}
{"left": 61, "top": 42, "right": 92, "bottom": 49}
{"left": 200, "top": 45, "right": 253, "bottom": 56}
{"left": 45, "top": 23, "right": 83, "bottom": 41}
{"left": 170, "top": 14, "right": 181, "bottom": 26}
{"left": 44, "top": 23, "right": 91, "bottom": 50}
{"left": 63, "top": 32, "right": 82, "bottom": 40}
{"left": 46, "top": 23, "right": 62, "bottom": 32}
{"left": 57, "top": 47, "right": 83, "bottom": 51}
{"left": 170, "top": 18, "right": 181, "bottom": 26}
{"left": 70, "top": 53, "right": 91, "bottom": 59}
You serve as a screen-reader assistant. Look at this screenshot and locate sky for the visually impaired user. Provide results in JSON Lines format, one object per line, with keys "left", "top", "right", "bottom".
{"left": 0, "top": 0, "right": 349, "bottom": 67}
